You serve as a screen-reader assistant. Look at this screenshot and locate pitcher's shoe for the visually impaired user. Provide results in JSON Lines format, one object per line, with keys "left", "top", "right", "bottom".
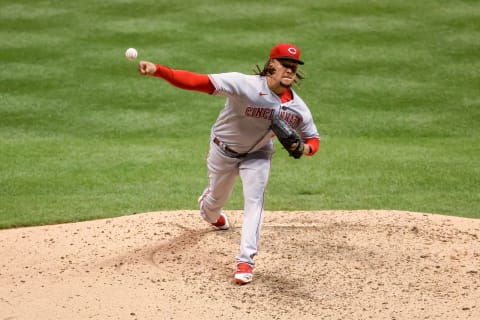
{"left": 198, "top": 194, "right": 229, "bottom": 230}
{"left": 234, "top": 263, "right": 253, "bottom": 284}
{"left": 212, "top": 212, "right": 230, "bottom": 230}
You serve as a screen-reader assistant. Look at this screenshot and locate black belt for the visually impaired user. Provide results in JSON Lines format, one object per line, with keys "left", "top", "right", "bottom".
{"left": 213, "top": 137, "right": 247, "bottom": 158}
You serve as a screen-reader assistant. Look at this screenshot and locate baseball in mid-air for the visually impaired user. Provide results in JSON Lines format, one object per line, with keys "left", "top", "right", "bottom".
{"left": 125, "top": 48, "right": 138, "bottom": 60}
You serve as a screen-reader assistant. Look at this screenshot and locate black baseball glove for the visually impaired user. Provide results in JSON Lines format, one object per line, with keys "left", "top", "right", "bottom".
{"left": 271, "top": 110, "right": 304, "bottom": 159}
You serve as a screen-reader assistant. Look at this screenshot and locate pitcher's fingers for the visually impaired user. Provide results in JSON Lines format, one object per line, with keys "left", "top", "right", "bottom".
{"left": 138, "top": 61, "right": 148, "bottom": 75}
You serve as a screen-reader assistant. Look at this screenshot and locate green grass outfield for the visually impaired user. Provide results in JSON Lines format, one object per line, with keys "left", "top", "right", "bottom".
{"left": 1, "top": 0, "right": 479, "bottom": 228}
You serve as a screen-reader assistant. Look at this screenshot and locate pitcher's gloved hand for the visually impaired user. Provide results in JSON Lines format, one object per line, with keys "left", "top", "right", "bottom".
{"left": 271, "top": 110, "right": 304, "bottom": 159}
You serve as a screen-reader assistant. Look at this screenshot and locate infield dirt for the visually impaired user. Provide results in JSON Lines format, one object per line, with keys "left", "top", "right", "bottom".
{"left": 1, "top": 210, "right": 479, "bottom": 319}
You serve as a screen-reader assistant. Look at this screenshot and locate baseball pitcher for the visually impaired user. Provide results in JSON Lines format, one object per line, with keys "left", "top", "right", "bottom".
{"left": 138, "top": 43, "right": 320, "bottom": 284}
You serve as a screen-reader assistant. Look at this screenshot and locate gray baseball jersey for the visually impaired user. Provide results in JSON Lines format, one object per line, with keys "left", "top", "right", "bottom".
{"left": 208, "top": 72, "right": 319, "bottom": 154}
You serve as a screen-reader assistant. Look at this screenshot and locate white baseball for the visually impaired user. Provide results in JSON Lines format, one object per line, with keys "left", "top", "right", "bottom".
{"left": 125, "top": 48, "right": 138, "bottom": 60}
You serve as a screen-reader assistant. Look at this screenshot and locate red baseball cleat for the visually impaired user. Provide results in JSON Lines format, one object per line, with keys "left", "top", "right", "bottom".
{"left": 234, "top": 263, "right": 253, "bottom": 284}
{"left": 211, "top": 212, "right": 230, "bottom": 230}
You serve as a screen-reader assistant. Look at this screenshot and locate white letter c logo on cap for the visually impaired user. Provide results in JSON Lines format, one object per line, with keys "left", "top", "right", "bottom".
{"left": 288, "top": 47, "right": 297, "bottom": 54}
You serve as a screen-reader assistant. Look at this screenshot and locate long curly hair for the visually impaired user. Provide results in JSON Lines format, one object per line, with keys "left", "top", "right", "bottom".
{"left": 254, "top": 59, "right": 304, "bottom": 86}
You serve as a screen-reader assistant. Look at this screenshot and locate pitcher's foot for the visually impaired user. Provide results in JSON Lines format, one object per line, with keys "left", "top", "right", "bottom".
{"left": 234, "top": 263, "right": 253, "bottom": 284}
{"left": 211, "top": 212, "right": 229, "bottom": 230}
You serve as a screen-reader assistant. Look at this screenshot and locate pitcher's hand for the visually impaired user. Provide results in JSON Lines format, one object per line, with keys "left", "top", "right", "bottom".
{"left": 138, "top": 61, "right": 156, "bottom": 75}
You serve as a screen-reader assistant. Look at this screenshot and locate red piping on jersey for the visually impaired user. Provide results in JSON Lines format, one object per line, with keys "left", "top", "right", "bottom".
{"left": 153, "top": 64, "right": 215, "bottom": 94}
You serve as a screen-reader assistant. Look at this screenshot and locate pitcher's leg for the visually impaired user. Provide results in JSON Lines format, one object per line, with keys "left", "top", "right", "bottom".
{"left": 236, "top": 155, "right": 272, "bottom": 266}
{"left": 199, "top": 145, "right": 239, "bottom": 223}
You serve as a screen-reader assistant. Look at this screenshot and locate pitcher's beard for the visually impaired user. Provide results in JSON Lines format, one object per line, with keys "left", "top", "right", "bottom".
{"left": 280, "top": 81, "right": 292, "bottom": 88}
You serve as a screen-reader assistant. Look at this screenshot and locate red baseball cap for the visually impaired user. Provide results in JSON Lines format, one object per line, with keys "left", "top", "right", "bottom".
{"left": 269, "top": 43, "right": 304, "bottom": 65}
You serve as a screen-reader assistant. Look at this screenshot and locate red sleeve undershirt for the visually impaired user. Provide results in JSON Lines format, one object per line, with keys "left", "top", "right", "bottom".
{"left": 152, "top": 64, "right": 320, "bottom": 156}
{"left": 304, "top": 137, "right": 320, "bottom": 156}
{"left": 153, "top": 64, "right": 214, "bottom": 94}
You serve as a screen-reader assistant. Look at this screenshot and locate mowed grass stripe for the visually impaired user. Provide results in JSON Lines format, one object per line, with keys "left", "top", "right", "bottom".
{"left": 0, "top": 0, "right": 479, "bottom": 228}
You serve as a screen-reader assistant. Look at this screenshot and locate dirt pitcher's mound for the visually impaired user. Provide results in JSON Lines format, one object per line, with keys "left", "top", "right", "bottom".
{"left": 0, "top": 210, "right": 479, "bottom": 320}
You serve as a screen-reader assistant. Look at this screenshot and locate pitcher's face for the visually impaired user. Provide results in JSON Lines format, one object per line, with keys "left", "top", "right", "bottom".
{"left": 269, "top": 59, "right": 298, "bottom": 88}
